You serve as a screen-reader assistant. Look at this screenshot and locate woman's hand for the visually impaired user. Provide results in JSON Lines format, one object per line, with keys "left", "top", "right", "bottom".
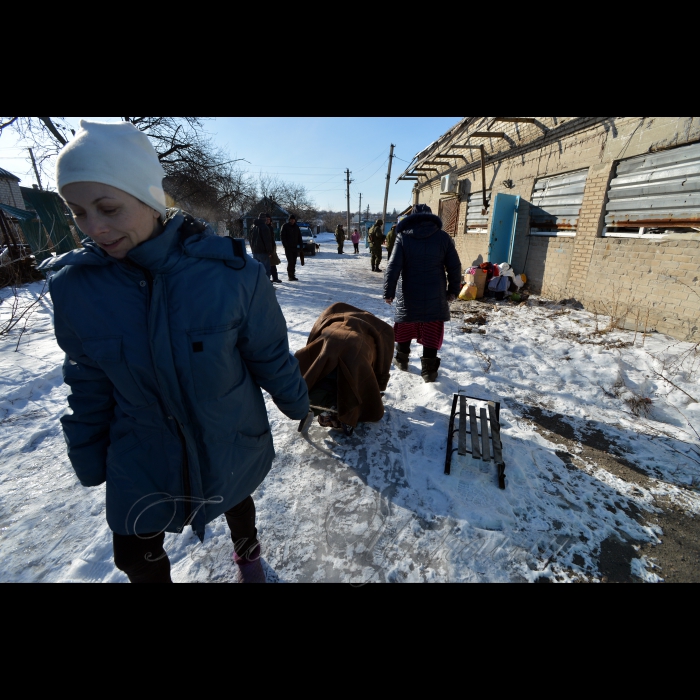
{"left": 385, "top": 298, "right": 394, "bottom": 305}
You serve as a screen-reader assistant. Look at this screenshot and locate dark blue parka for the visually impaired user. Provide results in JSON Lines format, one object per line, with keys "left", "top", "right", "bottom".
{"left": 384, "top": 211, "right": 462, "bottom": 324}
{"left": 42, "top": 212, "right": 309, "bottom": 540}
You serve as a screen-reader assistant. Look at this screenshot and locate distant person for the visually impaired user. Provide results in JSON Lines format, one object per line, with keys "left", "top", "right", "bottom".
{"left": 41, "top": 120, "right": 309, "bottom": 583}
{"left": 248, "top": 212, "right": 275, "bottom": 280}
{"left": 266, "top": 215, "right": 282, "bottom": 284}
{"left": 384, "top": 204, "right": 461, "bottom": 383}
{"left": 385, "top": 223, "right": 397, "bottom": 260}
{"left": 335, "top": 225, "right": 346, "bottom": 254}
{"left": 281, "top": 213, "right": 304, "bottom": 281}
{"left": 368, "top": 219, "right": 386, "bottom": 272}
{"left": 351, "top": 229, "right": 360, "bottom": 254}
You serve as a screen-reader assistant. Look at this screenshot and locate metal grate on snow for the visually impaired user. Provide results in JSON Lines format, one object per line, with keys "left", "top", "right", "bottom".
{"left": 445, "top": 394, "right": 506, "bottom": 489}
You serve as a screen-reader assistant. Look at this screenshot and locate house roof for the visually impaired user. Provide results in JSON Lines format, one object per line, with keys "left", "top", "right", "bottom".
{"left": 243, "top": 197, "right": 291, "bottom": 220}
{"left": 0, "top": 202, "right": 35, "bottom": 220}
{"left": 0, "top": 167, "right": 21, "bottom": 182}
{"left": 397, "top": 117, "right": 608, "bottom": 185}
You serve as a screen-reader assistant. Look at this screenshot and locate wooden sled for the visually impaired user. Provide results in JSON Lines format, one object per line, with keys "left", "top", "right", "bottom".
{"left": 445, "top": 394, "right": 506, "bottom": 490}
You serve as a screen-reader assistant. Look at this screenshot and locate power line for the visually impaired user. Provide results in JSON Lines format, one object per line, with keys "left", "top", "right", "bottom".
{"left": 245, "top": 164, "right": 344, "bottom": 171}
{"left": 356, "top": 158, "right": 389, "bottom": 184}
{"left": 354, "top": 147, "right": 390, "bottom": 173}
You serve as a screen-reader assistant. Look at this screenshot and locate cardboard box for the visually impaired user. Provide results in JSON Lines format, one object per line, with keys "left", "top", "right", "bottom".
{"left": 465, "top": 270, "right": 487, "bottom": 299}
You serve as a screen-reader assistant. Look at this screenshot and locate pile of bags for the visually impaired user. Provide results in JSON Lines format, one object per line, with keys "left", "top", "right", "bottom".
{"left": 459, "top": 262, "right": 527, "bottom": 301}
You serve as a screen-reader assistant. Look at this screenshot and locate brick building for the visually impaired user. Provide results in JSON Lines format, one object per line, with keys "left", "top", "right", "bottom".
{"left": 0, "top": 167, "right": 26, "bottom": 209}
{"left": 398, "top": 117, "right": 700, "bottom": 342}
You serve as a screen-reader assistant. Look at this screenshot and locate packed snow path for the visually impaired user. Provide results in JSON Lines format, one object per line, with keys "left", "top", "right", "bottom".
{"left": 1, "top": 235, "right": 699, "bottom": 583}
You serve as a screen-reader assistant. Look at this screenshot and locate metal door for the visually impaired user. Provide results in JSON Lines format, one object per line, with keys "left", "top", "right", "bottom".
{"left": 439, "top": 198, "right": 460, "bottom": 236}
{"left": 488, "top": 193, "right": 520, "bottom": 263}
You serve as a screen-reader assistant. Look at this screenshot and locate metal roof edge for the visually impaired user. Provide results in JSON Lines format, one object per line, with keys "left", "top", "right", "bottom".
{"left": 401, "top": 117, "right": 613, "bottom": 185}
{"left": 0, "top": 167, "right": 21, "bottom": 182}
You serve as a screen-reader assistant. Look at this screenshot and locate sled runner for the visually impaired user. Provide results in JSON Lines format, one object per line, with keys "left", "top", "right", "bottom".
{"left": 298, "top": 406, "right": 355, "bottom": 437}
{"left": 445, "top": 394, "right": 506, "bottom": 489}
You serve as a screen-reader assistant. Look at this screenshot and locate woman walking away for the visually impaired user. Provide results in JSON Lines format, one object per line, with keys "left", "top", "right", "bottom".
{"left": 384, "top": 204, "right": 461, "bottom": 383}
{"left": 41, "top": 121, "right": 309, "bottom": 583}
{"left": 335, "top": 225, "right": 346, "bottom": 254}
{"left": 351, "top": 229, "right": 360, "bottom": 254}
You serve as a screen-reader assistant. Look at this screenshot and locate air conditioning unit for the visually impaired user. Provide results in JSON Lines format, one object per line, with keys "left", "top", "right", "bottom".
{"left": 441, "top": 174, "right": 458, "bottom": 194}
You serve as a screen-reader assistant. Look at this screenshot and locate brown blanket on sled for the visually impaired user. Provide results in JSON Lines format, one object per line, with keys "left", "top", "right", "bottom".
{"left": 295, "top": 303, "right": 394, "bottom": 428}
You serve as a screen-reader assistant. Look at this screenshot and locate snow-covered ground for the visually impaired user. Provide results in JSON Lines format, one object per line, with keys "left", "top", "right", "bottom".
{"left": 1, "top": 236, "right": 698, "bottom": 583}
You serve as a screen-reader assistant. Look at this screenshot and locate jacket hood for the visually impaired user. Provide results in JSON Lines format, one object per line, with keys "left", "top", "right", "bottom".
{"left": 396, "top": 212, "right": 443, "bottom": 238}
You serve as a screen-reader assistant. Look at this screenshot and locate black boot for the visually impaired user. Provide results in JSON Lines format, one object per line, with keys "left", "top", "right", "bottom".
{"left": 394, "top": 351, "right": 410, "bottom": 371}
{"left": 421, "top": 357, "right": 441, "bottom": 383}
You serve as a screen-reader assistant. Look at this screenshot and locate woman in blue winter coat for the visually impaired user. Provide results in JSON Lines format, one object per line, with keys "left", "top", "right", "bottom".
{"left": 42, "top": 120, "right": 309, "bottom": 583}
{"left": 384, "top": 204, "right": 462, "bottom": 383}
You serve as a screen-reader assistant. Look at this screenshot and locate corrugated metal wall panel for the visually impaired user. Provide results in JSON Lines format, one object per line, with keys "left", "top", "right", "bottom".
{"left": 531, "top": 169, "right": 589, "bottom": 232}
{"left": 606, "top": 142, "right": 700, "bottom": 227}
{"left": 466, "top": 191, "right": 490, "bottom": 231}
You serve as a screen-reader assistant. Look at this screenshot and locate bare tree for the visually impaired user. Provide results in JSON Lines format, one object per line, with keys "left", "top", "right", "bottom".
{"left": 1, "top": 116, "right": 254, "bottom": 223}
{"left": 253, "top": 175, "right": 317, "bottom": 222}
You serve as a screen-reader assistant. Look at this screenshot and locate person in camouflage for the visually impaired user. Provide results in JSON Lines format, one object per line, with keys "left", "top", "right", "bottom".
{"left": 368, "top": 219, "right": 386, "bottom": 272}
{"left": 385, "top": 223, "right": 397, "bottom": 260}
{"left": 335, "top": 225, "right": 346, "bottom": 254}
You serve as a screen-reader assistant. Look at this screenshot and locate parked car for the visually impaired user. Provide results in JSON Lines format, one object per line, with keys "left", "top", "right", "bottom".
{"left": 298, "top": 223, "right": 317, "bottom": 256}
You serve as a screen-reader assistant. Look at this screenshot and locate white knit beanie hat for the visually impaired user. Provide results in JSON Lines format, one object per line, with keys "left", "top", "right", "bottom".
{"left": 56, "top": 120, "right": 167, "bottom": 217}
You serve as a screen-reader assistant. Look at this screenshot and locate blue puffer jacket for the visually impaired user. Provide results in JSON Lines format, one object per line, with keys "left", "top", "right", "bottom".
{"left": 384, "top": 212, "right": 462, "bottom": 324}
{"left": 42, "top": 212, "right": 309, "bottom": 540}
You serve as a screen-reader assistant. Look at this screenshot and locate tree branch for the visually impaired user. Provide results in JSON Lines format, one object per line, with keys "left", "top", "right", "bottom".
{"left": 0, "top": 117, "right": 19, "bottom": 131}
{"left": 158, "top": 143, "right": 192, "bottom": 160}
{"left": 38, "top": 117, "right": 68, "bottom": 146}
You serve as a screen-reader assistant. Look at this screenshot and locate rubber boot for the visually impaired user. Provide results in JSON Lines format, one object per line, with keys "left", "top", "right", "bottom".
{"left": 233, "top": 544, "right": 266, "bottom": 584}
{"left": 421, "top": 357, "right": 441, "bottom": 383}
{"left": 394, "top": 350, "right": 410, "bottom": 371}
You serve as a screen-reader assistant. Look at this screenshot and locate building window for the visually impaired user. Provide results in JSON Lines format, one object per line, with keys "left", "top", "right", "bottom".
{"left": 439, "top": 198, "right": 460, "bottom": 236}
{"left": 604, "top": 142, "right": 700, "bottom": 239}
{"left": 530, "top": 168, "right": 589, "bottom": 237}
{"left": 466, "top": 191, "right": 490, "bottom": 233}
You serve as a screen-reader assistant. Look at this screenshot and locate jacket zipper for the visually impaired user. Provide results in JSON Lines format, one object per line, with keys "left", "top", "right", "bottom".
{"left": 132, "top": 261, "right": 193, "bottom": 527}
{"left": 176, "top": 421, "right": 193, "bottom": 525}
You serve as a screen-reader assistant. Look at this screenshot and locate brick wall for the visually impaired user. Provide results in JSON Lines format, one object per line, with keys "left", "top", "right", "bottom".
{"left": 585, "top": 238, "right": 700, "bottom": 340}
{"left": 0, "top": 178, "right": 25, "bottom": 209}
{"left": 410, "top": 117, "right": 700, "bottom": 342}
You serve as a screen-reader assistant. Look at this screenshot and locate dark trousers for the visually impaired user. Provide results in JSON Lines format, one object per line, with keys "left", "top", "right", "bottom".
{"left": 353, "top": 244, "right": 359, "bottom": 253}
{"left": 397, "top": 342, "right": 438, "bottom": 359}
{"left": 371, "top": 249, "right": 382, "bottom": 269}
{"left": 285, "top": 248, "right": 298, "bottom": 279}
{"left": 113, "top": 496, "right": 258, "bottom": 583}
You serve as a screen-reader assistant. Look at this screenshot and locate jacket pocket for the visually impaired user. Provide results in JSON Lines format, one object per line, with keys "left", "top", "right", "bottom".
{"left": 230, "top": 430, "right": 272, "bottom": 450}
{"left": 187, "top": 323, "right": 242, "bottom": 402}
{"left": 82, "top": 336, "right": 151, "bottom": 408}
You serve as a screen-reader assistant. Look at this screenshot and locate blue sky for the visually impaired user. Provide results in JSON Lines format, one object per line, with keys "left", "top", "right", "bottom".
{"left": 0, "top": 117, "right": 462, "bottom": 213}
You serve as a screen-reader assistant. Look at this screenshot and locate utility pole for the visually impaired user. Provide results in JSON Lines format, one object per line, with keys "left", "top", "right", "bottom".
{"left": 346, "top": 169, "right": 352, "bottom": 239}
{"left": 358, "top": 193, "right": 362, "bottom": 240}
{"left": 28, "top": 148, "right": 43, "bottom": 190}
{"left": 381, "top": 144, "right": 395, "bottom": 235}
